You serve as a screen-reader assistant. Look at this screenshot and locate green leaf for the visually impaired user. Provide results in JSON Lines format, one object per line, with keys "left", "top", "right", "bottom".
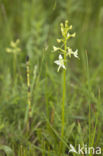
{"left": 0, "top": 145, "right": 14, "bottom": 156}
{"left": 65, "top": 122, "right": 75, "bottom": 139}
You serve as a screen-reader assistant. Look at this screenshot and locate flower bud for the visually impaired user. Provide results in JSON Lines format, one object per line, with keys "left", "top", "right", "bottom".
{"left": 71, "top": 33, "right": 76, "bottom": 37}
{"left": 69, "top": 25, "right": 72, "bottom": 30}
{"left": 6, "top": 48, "right": 12, "bottom": 53}
{"left": 65, "top": 20, "right": 68, "bottom": 28}
{"left": 53, "top": 46, "right": 59, "bottom": 51}
{"left": 57, "top": 39, "right": 61, "bottom": 43}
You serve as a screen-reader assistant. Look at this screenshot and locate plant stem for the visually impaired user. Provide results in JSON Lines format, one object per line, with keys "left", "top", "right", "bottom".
{"left": 86, "top": 51, "right": 92, "bottom": 155}
{"left": 26, "top": 56, "right": 32, "bottom": 131}
{"left": 60, "top": 39, "right": 67, "bottom": 152}
{"left": 13, "top": 53, "right": 16, "bottom": 80}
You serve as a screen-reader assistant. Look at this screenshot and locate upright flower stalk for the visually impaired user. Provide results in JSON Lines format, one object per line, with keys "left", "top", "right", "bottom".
{"left": 6, "top": 39, "right": 21, "bottom": 80}
{"left": 26, "top": 56, "right": 32, "bottom": 131}
{"left": 53, "top": 20, "right": 78, "bottom": 152}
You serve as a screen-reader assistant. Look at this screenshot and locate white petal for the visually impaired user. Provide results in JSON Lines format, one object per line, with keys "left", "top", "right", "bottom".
{"left": 57, "top": 66, "right": 61, "bottom": 72}
{"left": 74, "top": 50, "right": 78, "bottom": 58}
{"left": 62, "top": 64, "right": 66, "bottom": 70}
{"left": 53, "top": 46, "right": 59, "bottom": 51}
{"left": 69, "top": 25, "right": 72, "bottom": 30}
{"left": 54, "top": 60, "right": 60, "bottom": 65}
{"left": 67, "top": 33, "right": 70, "bottom": 38}
{"left": 68, "top": 47, "right": 73, "bottom": 53}
{"left": 59, "top": 54, "right": 63, "bottom": 60}
{"left": 71, "top": 33, "right": 76, "bottom": 37}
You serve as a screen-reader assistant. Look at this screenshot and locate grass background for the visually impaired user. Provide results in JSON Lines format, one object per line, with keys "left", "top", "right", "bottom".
{"left": 0, "top": 0, "right": 103, "bottom": 155}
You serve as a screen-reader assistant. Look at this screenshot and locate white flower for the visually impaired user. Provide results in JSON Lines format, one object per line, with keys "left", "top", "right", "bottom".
{"left": 6, "top": 48, "right": 12, "bottom": 53}
{"left": 56, "top": 39, "right": 61, "bottom": 43}
{"left": 60, "top": 23, "right": 64, "bottom": 33}
{"left": 71, "top": 33, "right": 76, "bottom": 37}
{"left": 67, "top": 48, "right": 79, "bottom": 58}
{"left": 67, "top": 33, "right": 76, "bottom": 38}
{"left": 67, "top": 33, "right": 70, "bottom": 38}
{"left": 67, "top": 48, "right": 73, "bottom": 57}
{"left": 69, "top": 25, "right": 72, "bottom": 30}
{"left": 73, "top": 49, "right": 78, "bottom": 58}
{"left": 10, "top": 39, "right": 20, "bottom": 48}
{"left": 53, "top": 46, "right": 59, "bottom": 52}
{"left": 54, "top": 54, "right": 66, "bottom": 72}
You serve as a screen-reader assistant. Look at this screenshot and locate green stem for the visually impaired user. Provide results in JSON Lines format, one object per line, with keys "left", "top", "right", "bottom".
{"left": 89, "top": 101, "right": 91, "bottom": 145}
{"left": 86, "top": 51, "right": 92, "bottom": 155}
{"left": 89, "top": 101, "right": 92, "bottom": 156}
{"left": 60, "top": 39, "right": 67, "bottom": 153}
{"left": 13, "top": 53, "right": 16, "bottom": 80}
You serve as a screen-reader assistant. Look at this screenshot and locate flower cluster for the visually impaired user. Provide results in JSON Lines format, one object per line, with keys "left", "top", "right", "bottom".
{"left": 6, "top": 39, "right": 21, "bottom": 54}
{"left": 53, "top": 20, "right": 78, "bottom": 72}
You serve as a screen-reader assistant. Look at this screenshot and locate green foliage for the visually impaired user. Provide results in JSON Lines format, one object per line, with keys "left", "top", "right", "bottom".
{"left": 0, "top": 145, "right": 14, "bottom": 156}
{"left": 0, "top": 0, "right": 103, "bottom": 155}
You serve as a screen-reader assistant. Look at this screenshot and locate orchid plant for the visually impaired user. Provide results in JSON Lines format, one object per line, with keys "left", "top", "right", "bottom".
{"left": 53, "top": 20, "right": 79, "bottom": 153}
{"left": 6, "top": 39, "right": 21, "bottom": 80}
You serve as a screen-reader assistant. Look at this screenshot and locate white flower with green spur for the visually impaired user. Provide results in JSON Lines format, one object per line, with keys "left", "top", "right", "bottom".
{"left": 73, "top": 49, "right": 78, "bottom": 58}
{"left": 67, "top": 47, "right": 79, "bottom": 58}
{"left": 67, "top": 32, "right": 76, "bottom": 39}
{"left": 54, "top": 54, "right": 66, "bottom": 72}
{"left": 53, "top": 46, "right": 59, "bottom": 52}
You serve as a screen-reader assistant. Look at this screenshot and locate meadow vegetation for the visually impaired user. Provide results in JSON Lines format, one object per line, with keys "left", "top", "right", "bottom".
{"left": 0, "top": 0, "right": 103, "bottom": 155}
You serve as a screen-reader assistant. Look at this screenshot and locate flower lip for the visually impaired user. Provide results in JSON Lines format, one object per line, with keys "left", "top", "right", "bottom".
{"left": 73, "top": 49, "right": 79, "bottom": 58}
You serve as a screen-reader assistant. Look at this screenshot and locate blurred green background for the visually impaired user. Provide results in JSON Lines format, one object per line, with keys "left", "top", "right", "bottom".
{"left": 0, "top": 0, "right": 103, "bottom": 155}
